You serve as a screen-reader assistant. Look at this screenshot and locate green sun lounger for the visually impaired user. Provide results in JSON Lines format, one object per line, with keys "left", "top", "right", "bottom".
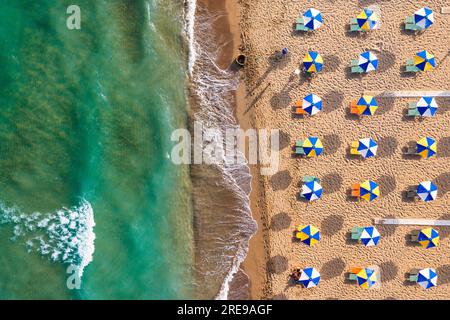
{"left": 348, "top": 273, "right": 358, "bottom": 281}
{"left": 350, "top": 59, "right": 363, "bottom": 73}
{"left": 302, "top": 176, "right": 320, "bottom": 183}
{"left": 406, "top": 58, "right": 419, "bottom": 72}
{"left": 295, "top": 140, "right": 305, "bottom": 155}
{"left": 409, "top": 274, "right": 419, "bottom": 282}
{"left": 349, "top": 18, "right": 361, "bottom": 32}
{"left": 408, "top": 107, "right": 420, "bottom": 117}
{"left": 351, "top": 227, "right": 364, "bottom": 240}
{"left": 295, "top": 17, "right": 308, "bottom": 31}
{"left": 405, "top": 16, "right": 420, "bottom": 31}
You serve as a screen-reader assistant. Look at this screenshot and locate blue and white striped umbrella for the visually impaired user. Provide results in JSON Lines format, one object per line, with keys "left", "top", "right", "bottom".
{"left": 417, "top": 96, "right": 438, "bottom": 117}
{"left": 301, "top": 180, "right": 323, "bottom": 201}
{"left": 299, "top": 267, "right": 321, "bottom": 288}
{"left": 302, "top": 93, "right": 323, "bottom": 116}
{"left": 360, "top": 226, "right": 380, "bottom": 246}
{"left": 417, "top": 181, "right": 438, "bottom": 202}
{"left": 358, "top": 51, "right": 378, "bottom": 73}
{"left": 418, "top": 268, "right": 438, "bottom": 289}
{"left": 303, "top": 8, "right": 323, "bottom": 30}
{"left": 414, "top": 7, "right": 434, "bottom": 30}
{"left": 357, "top": 138, "right": 378, "bottom": 158}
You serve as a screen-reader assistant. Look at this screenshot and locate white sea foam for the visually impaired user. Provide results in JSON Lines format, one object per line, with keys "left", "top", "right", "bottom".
{"left": 187, "top": 2, "right": 257, "bottom": 300}
{"left": 184, "top": 0, "right": 197, "bottom": 75}
{"left": 0, "top": 199, "right": 95, "bottom": 279}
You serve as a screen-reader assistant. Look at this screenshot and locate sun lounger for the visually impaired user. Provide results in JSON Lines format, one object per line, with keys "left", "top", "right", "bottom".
{"left": 408, "top": 269, "right": 420, "bottom": 282}
{"left": 406, "top": 189, "right": 417, "bottom": 199}
{"left": 408, "top": 108, "right": 420, "bottom": 117}
{"left": 405, "top": 16, "right": 420, "bottom": 31}
{"left": 350, "top": 59, "right": 364, "bottom": 73}
{"left": 348, "top": 273, "right": 358, "bottom": 281}
{"left": 351, "top": 227, "right": 363, "bottom": 240}
{"left": 406, "top": 58, "right": 419, "bottom": 72}
{"left": 407, "top": 102, "right": 421, "bottom": 116}
{"left": 295, "top": 17, "right": 309, "bottom": 31}
{"left": 403, "top": 143, "right": 417, "bottom": 155}
{"left": 295, "top": 140, "right": 305, "bottom": 155}
{"left": 293, "top": 100, "right": 305, "bottom": 115}
{"left": 303, "top": 176, "right": 320, "bottom": 183}
{"left": 349, "top": 18, "right": 360, "bottom": 32}
{"left": 410, "top": 230, "right": 420, "bottom": 242}
{"left": 351, "top": 183, "right": 360, "bottom": 197}
{"left": 350, "top": 140, "right": 360, "bottom": 155}
{"left": 350, "top": 99, "right": 359, "bottom": 114}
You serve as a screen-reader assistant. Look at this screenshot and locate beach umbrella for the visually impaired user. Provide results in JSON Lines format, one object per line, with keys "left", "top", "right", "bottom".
{"left": 359, "top": 180, "right": 380, "bottom": 202}
{"left": 356, "top": 8, "right": 379, "bottom": 31}
{"left": 303, "top": 8, "right": 323, "bottom": 30}
{"left": 358, "top": 51, "right": 379, "bottom": 73}
{"left": 296, "top": 224, "right": 321, "bottom": 246}
{"left": 416, "top": 96, "right": 438, "bottom": 117}
{"left": 357, "top": 138, "right": 378, "bottom": 158}
{"left": 302, "top": 136, "right": 323, "bottom": 157}
{"left": 299, "top": 267, "right": 321, "bottom": 288}
{"left": 417, "top": 181, "right": 438, "bottom": 202}
{"left": 301, "top": 180, "right": 323, "bottom": 201}
{"left": 414, "top": 50, "right": 436, "bottom": 71}
{"left": 302, "top": 93, "right": 323, "bottom": 116}
{"left": 418, "top": 227, "right": 439, "bottom": 249}
{"left": 416, "top": 137, "right": 437, "bottom": 158}
{"left": 359, "top": 226, "right": 380, "bottom": 246}
{"left": 414, "top": 7, "right": 434, "bottom": 30}
{"left": 303, "top": 51, "right": 323, "bottom": 73}
{"left": 356, "top": 95, "right": 378, "bottom": 115}
{"left": 417, "top": 268, "right": 438, "bottom": 289}
{"left": 356, "top": 268, "right": 377, "bottom": 289}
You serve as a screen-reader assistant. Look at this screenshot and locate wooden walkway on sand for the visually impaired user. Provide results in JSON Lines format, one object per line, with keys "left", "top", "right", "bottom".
{"left": 364, "top": 91, "right": 450, "bottom": 98}
{"left": 374, "top": 218, "right": 450, "bottom": 226}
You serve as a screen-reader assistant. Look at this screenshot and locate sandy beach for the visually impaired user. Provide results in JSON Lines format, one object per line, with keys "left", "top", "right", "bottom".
{"left": 234, "top": 0, "right": 450, "bottom": 299}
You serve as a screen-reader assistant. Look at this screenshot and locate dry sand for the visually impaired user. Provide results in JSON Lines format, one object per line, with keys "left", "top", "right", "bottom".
{"left": 238, "top": 0, "right": 450, "bottom": 299}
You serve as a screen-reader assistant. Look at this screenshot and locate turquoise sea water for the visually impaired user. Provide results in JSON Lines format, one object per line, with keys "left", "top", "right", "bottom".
{"left": 0, "top": 0, "right": 193, "bottom": 299}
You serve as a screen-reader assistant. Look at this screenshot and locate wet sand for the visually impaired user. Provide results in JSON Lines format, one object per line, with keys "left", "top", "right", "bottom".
{"left": 238, "top": 0, "right": 450, "bottom": 299}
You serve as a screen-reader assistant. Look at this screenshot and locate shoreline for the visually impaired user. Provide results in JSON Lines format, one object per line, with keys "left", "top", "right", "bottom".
{"left": 195, "top": 0, "right": 269, "bottom": 299}
{"left": 224, "top": 0, "right": 270, "bottom": 300}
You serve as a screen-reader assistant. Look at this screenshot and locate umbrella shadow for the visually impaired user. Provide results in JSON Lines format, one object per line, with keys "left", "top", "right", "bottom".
{"left": 378, "top": 215, "right": 399, "bottom": 237}
{"left": 270, "top": 212, "right": 292, "bottom": 232}
{"left": 438, "top": 137, "right": 450, "bottom": 158}
{"left": 376, "top": 97, "right": 395, "bottom": 115}
{"left": 267, "top": 255, "right": 288, "bottom": 275}
{"left": 437, "top": 265, "right": 450, "bottom": 285}
{"left": 270, "top": 90, "right": 292, "bottom": 110}
{"left": 435, "top": 172, "right": 450, "bottom": 195}
{"left": 323, "top": 134, "right": 342, "bottom": 155}
{"left": 377, "top": 136, "right": 398, "bottom": 158}
{"left": 378, "top": 174, "right": 397, "bottom": 197}
{"left": 321, "top": 215, "right": 344, "bottom": 236}
{"left": 376, "top": 50, "right": 396, "bottom": 73}
{"left": 323, "top": 91, "right": 344, "bottom": 114}
{"left": 380, "top": 261, "right": 398, "bottom": 283}
{"left": 436, "top": 97, "right": 450, "bottom": 114}
{"left": 270, "top": 170, "right": 292, "bottom": 191}
{"left": 278, "top": 130, "right": 291, "bottom": 151}
{"left": 320, "top": 258, "right": 346, "bottom": 280}
{"left": 321, "top": 172, "right": 343, "bottom": 194}
{"left": 323, "top": 54, "right": 341, "bottom": 73}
